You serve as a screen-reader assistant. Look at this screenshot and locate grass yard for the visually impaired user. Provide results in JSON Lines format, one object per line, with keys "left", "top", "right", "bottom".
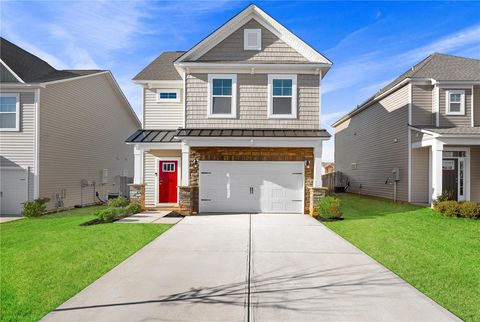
{"left": 0, "top": 207, "right": 172, "bottom": 322}
{"left": 323, "top": 194, "right": 480, "bottom": 322}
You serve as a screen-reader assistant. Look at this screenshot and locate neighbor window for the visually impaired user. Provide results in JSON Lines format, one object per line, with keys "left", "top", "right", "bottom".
{"left": 268, "top": 75, "right": 297, "bottom": 118}
{"left": 208, "top": 74, "right": 237, "bottom": 118}
{"left": 157, "top": 89, "right": 180, "bottom": 102}
{"left": 446, "top": 90, "right": 465, "bottom": 115}
{"left": 244, "top": 29, "right": 261, "bottom": 50}
{"left": 0, "top": 93, "right": 19, "bottom": 131}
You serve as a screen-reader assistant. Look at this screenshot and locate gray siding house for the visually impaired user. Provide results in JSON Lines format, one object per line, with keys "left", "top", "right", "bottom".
{"left": 128, "top": 4, "right": 332, "bottom": 214}
{"left": 333, "top": 54, "right": 480, "bottom": 204}
{"left": 0, "top": 38, "right": 140, "bottom": 214}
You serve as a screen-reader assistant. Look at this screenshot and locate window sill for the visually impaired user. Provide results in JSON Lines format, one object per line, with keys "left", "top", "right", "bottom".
{"left": 268, "top": 114, "right": 297, "bottom": 119}
{"left": 445, "top": 112, "right": 466, "bottom": 116}
{"left": 207, "top": 114, "right": 237, "bottom": 119}
{"left": 0, "top": 129, "right": 20, "bottom": 132}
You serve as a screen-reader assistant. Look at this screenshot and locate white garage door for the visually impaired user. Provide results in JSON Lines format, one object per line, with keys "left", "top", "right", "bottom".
{"left": 199, "top": 161, "right": 304, "bottom": 213}
{"left": 0, "top": 168, "right": 28, "bottom": 215}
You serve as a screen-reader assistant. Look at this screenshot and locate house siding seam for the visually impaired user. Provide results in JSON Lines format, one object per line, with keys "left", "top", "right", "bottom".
{"left": 471, "top": 146, "right": 480, "bottom": 203}
{"left": 197, "top": 19, "right": 308, "bottom": 63}
{"left": 439, "top": 87, "right": 472, "bottom": 127}
{"left": 334, "top": 84, "right": 410, "bottom": 201}
{"left": 0, "top": 91, "right": 36, "bottom": 201}
{"left": 39, "top": 74, "right": 137, "bottom": 209}
{"left": 411, "top": 84, "right": 434, "bottom": 126}
{"left": 144, "top": 88, "right": 183, "bottom": 129}
{"left": 185, "top": 73, "right": 319, "bottom": 129}
{"left": 411, "top": 147, "right": 430, "bottom": 203}
{"left": 474, "top": 85, "right": 480, "bottom": 126}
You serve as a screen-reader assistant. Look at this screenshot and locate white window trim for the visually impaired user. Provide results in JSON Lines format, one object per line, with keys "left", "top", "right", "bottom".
{"left": 207, "top": 74, "right": 237, "bottom": 118}
{"left": 446, "top": 89, "right": 465, "bottom": 115}
{"left": 156, "top": 89, "right": 181, "bottom": 103}
{"left": 267, "top": 74, "right": 297, "bottom": 119}
{"left": 244, "top": 29, "right": 261, "bottom": 50}
{"left": 0, "top": 93, "right": 20, "bottom": 131}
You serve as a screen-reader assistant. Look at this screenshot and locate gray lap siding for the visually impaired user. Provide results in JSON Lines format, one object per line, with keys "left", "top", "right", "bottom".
{"left": 185, "top": 73, "right": 319, "bottom": 129}
{"left": 334, "top": 85, "right": 410, "bottom": 201}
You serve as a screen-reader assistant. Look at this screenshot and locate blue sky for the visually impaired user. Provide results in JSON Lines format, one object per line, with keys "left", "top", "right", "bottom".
{"left": 1, "top": 1, "right": 479, "bottom": 161}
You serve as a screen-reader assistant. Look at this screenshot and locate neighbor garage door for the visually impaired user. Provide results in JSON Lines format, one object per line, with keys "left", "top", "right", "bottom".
{"left": 199, "top": 161, "right": 304, "bottom": 213}
{"left": 0, "top": 168, "right": 28, "bottom": 215}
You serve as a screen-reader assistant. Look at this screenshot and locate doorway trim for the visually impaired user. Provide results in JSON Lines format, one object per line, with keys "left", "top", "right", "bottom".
{"left": 155, "top": 157, "right": 181, "bottom": 206}
{"left": 443, "top": 146, "right": 470, "bottom": 201}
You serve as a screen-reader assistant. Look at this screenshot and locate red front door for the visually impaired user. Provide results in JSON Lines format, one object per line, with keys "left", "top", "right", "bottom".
{"left": 159, "top": 160, "right": 178, "bottom": 203}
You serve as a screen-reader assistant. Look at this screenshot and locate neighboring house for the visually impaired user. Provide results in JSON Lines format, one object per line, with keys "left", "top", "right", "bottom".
{"left": 128, "top": 4, "right": 332, "bottom": 214}
{"left": 322, "top": 162, "right": 335, "bottom": 174}
{"left": 0, "top": 37, "right": 140, "bottom": 214}
{"left": 333, "top": 53, "right": 480, "bottom": 204}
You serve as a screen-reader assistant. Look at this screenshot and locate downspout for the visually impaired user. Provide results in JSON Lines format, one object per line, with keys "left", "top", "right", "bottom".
{"left": 34, "top": 88, "right": 40, "bottom": 199}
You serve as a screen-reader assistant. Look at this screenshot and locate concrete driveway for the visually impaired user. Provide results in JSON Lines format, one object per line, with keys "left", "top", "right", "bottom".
{"left": 43, "top": 214, "right": 459, "bottom": 322}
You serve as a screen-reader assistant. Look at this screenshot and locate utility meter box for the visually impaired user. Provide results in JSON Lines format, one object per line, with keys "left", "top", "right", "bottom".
{"left": 101, "top": 169, "right": 109, "bottom": 184}
{"left": 392, "top": 167, "right": 400, "bottom": 181}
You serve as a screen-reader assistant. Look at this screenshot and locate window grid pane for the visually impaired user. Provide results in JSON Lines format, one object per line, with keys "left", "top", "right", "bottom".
{"left": 159, "top": 92, "right": 177, "bottom": 99}
{"left": 272, "top": 79, "right": 292, "bottom": 97}
{"left": 0, "top": 96, "right": 17, "bottom": 112}
{"left": 0, "top": 113, "right": 17, "bottom": 128}
{"left": 213, "top": 79, "right": 232, "bottom": 96}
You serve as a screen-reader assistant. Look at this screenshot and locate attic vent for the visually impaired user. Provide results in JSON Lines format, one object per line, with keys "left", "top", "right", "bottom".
{"left": 244, "top": 29, "right": 261, "bottom": 50}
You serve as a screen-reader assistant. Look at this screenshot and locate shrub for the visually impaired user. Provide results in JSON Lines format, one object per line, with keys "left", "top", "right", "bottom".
{"left": 315, "top": 196, "right": 342, "bottom": 219}
{"left": 95, "top": 208, "right": 121, "bottom": 222}
{"left": 107, "top": 196, "right": 129, "bottom": 208}
{"left": 459, "top": 202, "right": 480, "bottom": 219}
{"left": 22, "top": 198, "right": 51, "bottom": 218}
{"left": 434, "top": 200, "right": 461, "bottom": 217}
{"left": 433, "top": 192, "right": 455, "bottom": 206}
{"left": 125, "top": 203, "right": 142, "bottom": 215}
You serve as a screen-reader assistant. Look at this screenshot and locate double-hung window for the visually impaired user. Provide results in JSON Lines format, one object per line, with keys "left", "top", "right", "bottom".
{"left": 446, "top": 90, "right": 465, "bottom": 115}
{"left": 208, "top": 74, "right": 237, "bottom": 118}
{"left": 157, "top": 89, "right": 180, "bottom": 103}
{"left": 0, "top": 93, "right": 20, "bottom": 131}
{"left": 268, "top": 74, "right": 297, "bottom": 118}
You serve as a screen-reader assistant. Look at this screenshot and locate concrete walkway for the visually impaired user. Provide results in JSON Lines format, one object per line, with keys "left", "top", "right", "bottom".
{"left": 43, "top": 214, "right": 460, "bottom": 322}
{"left": 0, "top": 215, "right": 23, "bottom": 223}
{"left": 116, "top": 210, "right": 183, "bottom": 224}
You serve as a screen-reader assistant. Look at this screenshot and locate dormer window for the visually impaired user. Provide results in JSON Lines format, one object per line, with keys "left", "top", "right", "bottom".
{"left": 446, "top": 90, "right": 465, "bottom": 115}
{"left": 244, "top": 29, "right": 261, "bottom": 50}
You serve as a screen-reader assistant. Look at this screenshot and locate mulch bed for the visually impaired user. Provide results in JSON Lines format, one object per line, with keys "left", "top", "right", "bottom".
{"left": 80, "top": 218, "right": 118, "bottom": 226}
{"left": 164, "top": 211, "right": 185, "bottom": 218}
{"left": 316, "top": 216, "right": 344, "bottom": 222}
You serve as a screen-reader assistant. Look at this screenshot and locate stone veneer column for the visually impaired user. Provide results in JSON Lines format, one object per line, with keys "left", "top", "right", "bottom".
{"left": 309, "top": 187, "right": 327, "bottom": 216}
{"left": 128, "top": 183, "right": 145, "bottom": 209}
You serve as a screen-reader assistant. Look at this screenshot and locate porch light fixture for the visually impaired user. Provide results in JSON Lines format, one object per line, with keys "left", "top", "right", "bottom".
{"left": 305, "top": 160, "right": 311, "bottom": 169}
{"left": 193, "top": 159, "right": 199, "bottom": 168}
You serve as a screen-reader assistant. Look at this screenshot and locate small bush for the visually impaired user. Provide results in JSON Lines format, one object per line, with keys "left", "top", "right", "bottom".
{"left": 434, "top": 200, "right": 461, "bottom": 217}
{"left": 22, "top": 198, "right": 51, "bottom": 218}
{"left": 459, "top": 202, "right": 480, "bottom": 219}
{"left": 94, "top": 208, "right": 121, "bottom": 222}
{"left": 125, "top": 203, "right": 142, "bottom": 215}
{"left": 433, "top": 192, "right": 455, "bottom": 207}
{"left": 315, "top": 196, "right": 342, "bottom": 219}
{"left": 107, "top": 196, "right": 129, "bottom": 208}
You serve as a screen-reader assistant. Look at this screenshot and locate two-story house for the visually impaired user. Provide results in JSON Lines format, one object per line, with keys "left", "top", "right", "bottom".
{"left": 127, "top": 4, "right": 332, "bottom": 214}
{"left": 0, "top": 37, "right": 140, "bottom": 214}
{"left": 333, "top": 53, "right": 480, "bottom": 204}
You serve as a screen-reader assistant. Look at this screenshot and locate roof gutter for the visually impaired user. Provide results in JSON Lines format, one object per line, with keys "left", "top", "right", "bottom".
{"left": 332, "top": 77, "right": 412, "bottom": 127}
{"left": 175, "top": 62, "right": 331, "bottom": 69}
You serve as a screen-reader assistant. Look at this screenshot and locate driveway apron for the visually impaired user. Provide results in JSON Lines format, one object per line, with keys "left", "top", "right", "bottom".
{"left": 43, "top": 214, "right": 460, "bottom": 322}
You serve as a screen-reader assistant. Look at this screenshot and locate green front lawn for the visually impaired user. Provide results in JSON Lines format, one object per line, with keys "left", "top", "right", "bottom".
{"left": 0, "top": 207, "right": 172, "bottom": 322}
{"left": 323, "top": 194, "right": 480, "bottom": 322}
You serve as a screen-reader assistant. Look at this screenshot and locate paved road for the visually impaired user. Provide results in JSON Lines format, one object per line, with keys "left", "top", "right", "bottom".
{"left": 43, "top": 214, "right": 460, "bottom": 322}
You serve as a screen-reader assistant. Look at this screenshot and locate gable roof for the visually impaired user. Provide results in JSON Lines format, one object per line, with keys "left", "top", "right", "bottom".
{"left": 133, "top": 51, "right": 184, "bottom": 81}
{"left": 332, "top": 53, "right": 480, "bottom": 127}
{"left": 0, "top": 37, "right": 104, "bottom": 83}
{"left": 176, "top": 4, "right": 332, "bottom": 65}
